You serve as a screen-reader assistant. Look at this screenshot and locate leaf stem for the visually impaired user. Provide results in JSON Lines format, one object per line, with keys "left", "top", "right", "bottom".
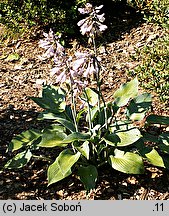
{"left": 32, "top": 154, "right": 52, "bottom": 162}
{"left": 97, "top": 161, "right": 107, "bottom": 167}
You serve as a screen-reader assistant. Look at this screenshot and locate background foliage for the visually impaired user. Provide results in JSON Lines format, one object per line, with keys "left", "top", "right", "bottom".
{"left": 0, "top": 0, "right": 87, "bottom": 33}
{"left": 127, "top": 0, "right": 169, "bottom": 102}
{"left": 129, "top": 33, "right": 169, "bottom": 103}
{"left": 0, "top": 0, "right": 168, "bottom": 101}
{"left": 1, "top": 0, "right": 168, "bottom": 32}
{"left": 127, "top": 0, "right": 169, "bottom": 28}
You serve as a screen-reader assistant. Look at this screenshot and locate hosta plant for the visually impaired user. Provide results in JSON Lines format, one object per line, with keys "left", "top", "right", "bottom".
{"left": 4, "top": 3, "right": 169, "bottom": 193}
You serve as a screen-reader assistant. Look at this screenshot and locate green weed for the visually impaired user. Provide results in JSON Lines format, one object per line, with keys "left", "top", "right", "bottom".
{"left": 129, "top": 34, "right": 169, "bottom": 102}
{"left": 127, "top": 0, "right": 169, "bottom": 28}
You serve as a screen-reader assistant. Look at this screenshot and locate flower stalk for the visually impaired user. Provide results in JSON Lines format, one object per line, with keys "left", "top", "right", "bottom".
{"left": 84, "top": 89, "right": 93, "bottom": 132}
{"left": 70, "top": 78, "right": 79, "bottom": 132}
{"left": 38, "top": 3, "right": 108, "bottom": 134}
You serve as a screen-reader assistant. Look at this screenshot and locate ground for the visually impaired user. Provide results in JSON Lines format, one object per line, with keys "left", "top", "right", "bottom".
{"left": 0, "top": 4, "right": 169, "bottom": 200}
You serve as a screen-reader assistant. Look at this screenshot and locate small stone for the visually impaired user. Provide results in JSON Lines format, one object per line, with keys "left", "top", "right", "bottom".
{"left": 151, "top": 172, "right": 158, "bottom": 179}
{"left": 107, "top": 188, "right": 114, "bottom": 193}
{"left": 122, "top": 182, "right": 128, "bottom": 186}
{"left": 166, "top": 127, "right": 169, "bottom": 132}
{"left": 127, "top": 177, "right": 137, "bottom": 185}
{"left": 99, "top": 46, "right": 107, "bottom": 54}
{"left": 57, "top": 190, "right": 64, "bottom": 197}
{"left": 118, "top": 194, "right": 122, "bottom": 200}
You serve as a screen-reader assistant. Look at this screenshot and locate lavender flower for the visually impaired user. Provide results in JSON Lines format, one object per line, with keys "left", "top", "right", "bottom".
{"left": 39, "top": 29, "right": 64, "bottom": 59}
{"left": 72, "top": 79, "right": 88, "bottom": 96}
{"left": 77, "top": 4, "right": 107, "bottom": 37}
{"left": 78, "top": 3, "right": 93, "bottom": 14}
{"left": 39, "top": 29, "right": 68, "bottom": 84}
{"left": 50, "top": 55, "right": 71, "bottom": 84}
{"left": 72, "top": 51, "right": 97, "bottom": 78}
{"left": 38, "top": 23, "right": 100, "bottom": 94}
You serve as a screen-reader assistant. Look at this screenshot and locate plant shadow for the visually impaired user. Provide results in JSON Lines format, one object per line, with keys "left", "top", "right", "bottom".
{"left": 93, "top": 164, "right": 169, "bottom": 200}
{"left": 0, "top": 106, "right": 62, "bottom": 199}
{"left": 1, "top": 108, "right": 168, "bottom": 200}
{"left": 73, "top": 0, "right": 144, "bottom": 46}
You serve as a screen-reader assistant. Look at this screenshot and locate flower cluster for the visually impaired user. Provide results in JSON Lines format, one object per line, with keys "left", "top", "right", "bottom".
{"left": 39, "top": 4, "right": 106, "bottom": 95}
{"left": 39, "top": 29, "right": 64, "bottom": 59}
{"left": 50, "top": 55, "right": 69, "bottom": 84}
{"left": 70, "top": 51, "right": 98, "bottom": 95}
{"left": 72, "top": 51, "right": 97, "bottom": 78}
{"left": 77, "top": 3, "right": 107, "bottom": 37}
{"left": 39, "top": 29, "right": 68, "bottom": 84}
{"left": 39, "top": 33, "right": 98, "bottom": 91}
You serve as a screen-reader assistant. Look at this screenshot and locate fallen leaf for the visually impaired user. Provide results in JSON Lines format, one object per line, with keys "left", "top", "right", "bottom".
{"left": 5, "top": 53, "right": 20, "bottom": 62}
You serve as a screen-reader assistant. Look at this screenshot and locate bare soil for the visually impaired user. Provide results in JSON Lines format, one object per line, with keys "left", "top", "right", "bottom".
{"left": 0, "top": 4, "right": 169, "bottom": 200}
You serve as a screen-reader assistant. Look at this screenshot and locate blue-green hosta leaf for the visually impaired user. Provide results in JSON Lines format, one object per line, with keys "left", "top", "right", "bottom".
{"left": 63, "top": 132, "right": 90, "bottom": 143}
{"left": 4, "top": 150, "right": 32, "bottom": 169}
{"left": 48, "top": 166, "right": 71, "bottom": 186}
{"left": 38, "top": 130, "right": 67, "bottom": 147}
{"left": 142, "top": 132, "right": 159, "bottom": 143}
{"left": 109, "top": 120, "right": 134, "bottom": 133}
{"left": 57, "top": 150, "right": 81, "bottom": 175}
{"left": 145, "top": 148, "right": 165, "bottom": 168}
{"left": 76, "top": 108, "right": 87, "bottom": 124}
{"left": 77, "top": 165, "right": 98, "bottom": 192}
{"left": 159, "top": 133, "right": 169, "bottom": 146}
{"left": 31, "top": 85, "right": 66, "bottom": 113}
{"left": 146, "top": 115, "right": 169, "bottom": 125}
{"left": 43, "top": 124, "right": 65, "bottom": 133}
{"left": 109, "top": 149, "right": 144, "bottom": 174}
{"left": 126, "top": 93, "right": 152, "bottom": 121}
{"left": 98, "top": 107, "right": 108, "bottom": 126}
{"left": 107, "top": 102, "right": 119, "bottom": 115}
{"left": 104, "top": 128, "right": 142, "bottom": 147}
{"left": 54, "top": 117, "right": 76, "bottom": 132}
{"left": 65, "top": 105, "right": 74, "bottom": 121}
{"left": 113, "top": 77, "right": 138, "bottom": 107}
{"left": 47, "top": 149, "right": 81, "bottom": 186}
{"left": 86, "top": 106, "right": 98, "bottom": 122}
{"left": 75, "top": 141, "right": 90, "bottom": 160}
{"left": 134, "top": 138, "right": 152, "bottom": 156}
{"left": 38, "top": 111, "right": 66, "bottom": 120}
{"left": 159, "top": 133, "right": 169, "bottom": 153}
{"left": 84, "top": 87, "right": 99, "bottom": 106}
{"left": 8, "top": 129, "right": 41, "bottom": 152}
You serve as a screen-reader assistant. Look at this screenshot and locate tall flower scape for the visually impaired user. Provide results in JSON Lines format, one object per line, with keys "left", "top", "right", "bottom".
{"left": 5, "top": 3, "right": 169, "bottom": 194}
{"left": 39, "top": 3, "right": 107, "bottom": 93}
{"left": 39, "top": 3, "right": 108, "bottom": 132}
